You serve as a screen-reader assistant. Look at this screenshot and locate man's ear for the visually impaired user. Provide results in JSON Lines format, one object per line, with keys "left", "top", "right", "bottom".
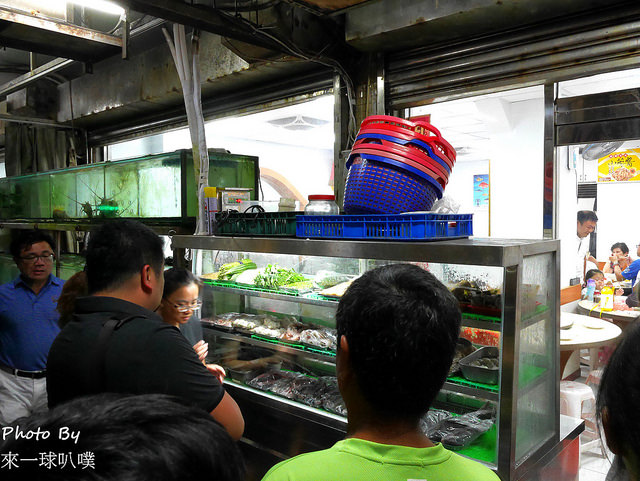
{"left": 141, "top": 264, "right": 153, "bottom": 292}
{"left": 602, "top": 407, "right": 621, "bottom": 455}
{"left": 337, "top": 335, "right": 351, "bottom": 381}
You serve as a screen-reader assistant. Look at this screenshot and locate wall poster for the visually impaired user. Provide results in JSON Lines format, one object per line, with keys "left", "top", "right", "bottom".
{"left": 473, "top": 174, "right": 489, "bottom": 207}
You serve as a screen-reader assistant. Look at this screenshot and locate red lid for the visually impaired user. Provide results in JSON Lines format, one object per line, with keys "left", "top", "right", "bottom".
{"left": 308, "top": 194, "right": 335, "bottom": 201}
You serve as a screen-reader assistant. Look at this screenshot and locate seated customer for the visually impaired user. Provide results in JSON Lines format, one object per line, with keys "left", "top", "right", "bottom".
{"left": 262, "top": 264, "right": 499, "bottom": 481}
{"left": 582, "top": 269, "right": 623, "bottom": 299}
{"left": 610, "top": 242, "right": 640, "bottom": 284}
{"left": 597, "top": 322, "right": 640, "bottom": 481}
{"left": 0, "top": 393, "right": 244, "bottom": 480}
{"left": 603, "top": 242, "right": 631, "bottom": 275}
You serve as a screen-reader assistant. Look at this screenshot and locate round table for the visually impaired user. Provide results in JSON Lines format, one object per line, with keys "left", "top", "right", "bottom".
{"left": 560, "top": 312, "right": 622, "bottom": 377}
{"left": 576, "top": 299, "right": 640, "bottom": 328}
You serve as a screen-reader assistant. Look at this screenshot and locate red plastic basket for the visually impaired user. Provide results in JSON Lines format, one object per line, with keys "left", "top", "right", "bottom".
{"left": 343, "top": 154, "right": 442, "bottom": 214}
{"left": 352, "top": 142, "right": 449, "bottom": 185}
{"left": 355, "top": 129, "right": 453, "bottom": 171}
{"left": 359, "top": 123, "right": 456, "bottom": 165}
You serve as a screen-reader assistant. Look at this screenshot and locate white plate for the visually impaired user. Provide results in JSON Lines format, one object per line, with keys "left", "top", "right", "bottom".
{"left": 560, "top": 318, "right": 573, "bottom": 330}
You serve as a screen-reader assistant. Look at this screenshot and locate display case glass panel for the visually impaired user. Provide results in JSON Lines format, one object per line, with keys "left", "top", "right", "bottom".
{"left": 137, "top": 154, "right": 181, "bottom": 218}
{"left": 515, "top": 252, "right": 556, "bottom": 463}
{"left": 12, "top": 173, "right": 50, "bottom": 219}
{"left": 104, "top": 160, "right": 140, "bottom": 218}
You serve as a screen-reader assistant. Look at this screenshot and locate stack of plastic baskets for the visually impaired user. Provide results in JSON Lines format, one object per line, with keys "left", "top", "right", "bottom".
{"left": 344, "top": 115, "right": 457, "bottom": 214}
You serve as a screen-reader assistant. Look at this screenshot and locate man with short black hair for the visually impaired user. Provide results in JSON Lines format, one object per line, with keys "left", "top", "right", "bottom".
{"left": 577, "top": 210, "right": 598, "bottom": 281}
{"left": 0, "top": 230, "right": 63, "bottom": 425}
{"left": 262, "top": 264, "right": 499, "bottom": 481}
{"left": 47, "top": 220, "right": 244, "bottom": 440}
{"left": 0, "top": 393, "right": 245, "bottom": 480}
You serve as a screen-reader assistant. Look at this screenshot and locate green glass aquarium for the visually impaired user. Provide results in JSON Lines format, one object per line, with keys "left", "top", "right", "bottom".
{"left": 0, "top": 149, "right": 258, "bottom": 223}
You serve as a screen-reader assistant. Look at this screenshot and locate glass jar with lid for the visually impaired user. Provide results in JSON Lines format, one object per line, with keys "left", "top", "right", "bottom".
{"left": 304, "top": 195, "right": 339, "bottom": 215}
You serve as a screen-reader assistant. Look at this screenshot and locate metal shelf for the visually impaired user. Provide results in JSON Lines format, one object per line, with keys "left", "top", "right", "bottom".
{"left": 205, "top": 283, "right": 339, "bottom": 308}
{"left": 461, "top": 317, "right": 501, "bottom": 331}
{"left": 443, "top": 380, "right": 499, "bottom": 402}
{"left": 203, "top": 325, "right": 337, "bottom": 363}
{"left": 172, "top": 235, "right": 559, "bottom": 267}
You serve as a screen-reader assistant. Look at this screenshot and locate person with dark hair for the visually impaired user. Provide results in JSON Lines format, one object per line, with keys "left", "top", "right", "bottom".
{"left": 158, "top": 267, "right": 225, "bottom": 382}
{"left": 56, "top": 271, "right": 88, "bottom": 329}
{"left": 577, "top": 210, "right": 598, "bottom": 281}
{"left": 0, "top": 393, "right": 245, "bottom": 480}
{"left": 0, "top": 229, "right": 63, "bottom": 425}
{"left": 608, "top": 242, "right": 640, "bottom": 285}
{"left": 47, "top": 220, "right": 244, "bottom": 440}
{"left": 597, "top": 322, "right": 640, "bottom": 481}
{"left": 262, "top": 264, "right": 499, "bottom": 481}
{"left": 604, "top": 242, "right": 631, "bottom": 276}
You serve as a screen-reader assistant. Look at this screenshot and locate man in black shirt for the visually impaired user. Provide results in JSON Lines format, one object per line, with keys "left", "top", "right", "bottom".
{"left": 47, "top": 220, "right": 244, "bottom": 440}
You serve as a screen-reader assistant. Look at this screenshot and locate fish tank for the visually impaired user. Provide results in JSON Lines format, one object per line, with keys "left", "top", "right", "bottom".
{"left": 0, "top": 149, "right": 258, "bottom": 223}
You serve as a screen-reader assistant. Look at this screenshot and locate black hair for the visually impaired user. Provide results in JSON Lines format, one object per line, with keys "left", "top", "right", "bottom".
{"left": 85, "top": 220, "right": 164, "bottom": 294}
{"left": 163, "top": 267, "right": 203, "bottom": 299}
{"left": 597, "top": 322, "right": 640, "bottom": 472}
{"left": 577, "top": 210, "right": 598, "bottom": 224}
{"left": 336, "top": 264, "right": 461, "bottom": 419}
{"left": 0, "top": 393, "right": 245, "bottom": 481}
{"left": 611, "top": 242, "right": 630, "bottom": 255}
{"left": 584, "top": 269, "right": 604, "bottom": 282}
{"left": 10, "top": 229, "right": 56, "bottom": 258}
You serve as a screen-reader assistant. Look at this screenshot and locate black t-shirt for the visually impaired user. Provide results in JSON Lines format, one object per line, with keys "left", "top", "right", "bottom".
{"left": 47, "top": 296, "right": 224, "bottom": 412}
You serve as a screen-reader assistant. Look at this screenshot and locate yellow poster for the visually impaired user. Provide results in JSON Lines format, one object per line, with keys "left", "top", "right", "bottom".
{"left": 597, "top": 148, "right": 640, "bottom": 182}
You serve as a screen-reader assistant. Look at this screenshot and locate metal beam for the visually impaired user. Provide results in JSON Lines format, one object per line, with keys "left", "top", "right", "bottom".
{"left": 0, "top": 58, "right": 74, "bottom": 98}
{"left": 0, "top": 113, "right": 73, "bottom": 128}
{"left": 0, "top": 18, "right": 167, "bottom": 99}
{"left": 118, "top": 0, "right": 283, "bottom": 52}
{"left": 0, "top": 6, "right": 122, "bottom": 47}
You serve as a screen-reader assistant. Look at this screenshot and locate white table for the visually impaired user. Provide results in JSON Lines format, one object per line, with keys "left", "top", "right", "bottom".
{"left": 577, "top": 299, "right": 640, "bottom": 328}
{"left": 560, "top": 312, "right": 622, "bottom": 376}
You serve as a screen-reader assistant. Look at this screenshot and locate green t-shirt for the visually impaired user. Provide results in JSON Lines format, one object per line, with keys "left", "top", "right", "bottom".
{"left": 262, "top": 438, "right": 500, "bottom": 481}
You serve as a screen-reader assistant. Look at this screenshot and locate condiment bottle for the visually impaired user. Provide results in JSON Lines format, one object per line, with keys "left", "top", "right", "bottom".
{"left": 600, "top": 285, "right": 614, "bottom": 311}
{"left": 304, "top": 195, "right": 339, "bottom": 215}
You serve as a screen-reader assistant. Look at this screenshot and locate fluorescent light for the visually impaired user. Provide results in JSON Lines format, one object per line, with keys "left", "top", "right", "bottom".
{"left": 67, "top": 0, "right": 124, "bottom": 16}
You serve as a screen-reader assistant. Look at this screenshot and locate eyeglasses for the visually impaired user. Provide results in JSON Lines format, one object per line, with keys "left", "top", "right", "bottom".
{"left": 167, "top": 300, "right": 202, "bottom": 313}
{"left": 19, "top": 253, "right": 55, "bottom": 263}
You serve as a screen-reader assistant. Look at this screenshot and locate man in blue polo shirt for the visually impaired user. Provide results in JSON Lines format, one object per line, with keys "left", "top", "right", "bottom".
{"left": 0, "top": 230, "right": 64, "bottom": 425}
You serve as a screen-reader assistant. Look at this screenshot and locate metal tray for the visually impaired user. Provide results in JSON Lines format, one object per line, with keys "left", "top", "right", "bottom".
{"left": 459, "top": 346, "right": 500, "bottom": 385}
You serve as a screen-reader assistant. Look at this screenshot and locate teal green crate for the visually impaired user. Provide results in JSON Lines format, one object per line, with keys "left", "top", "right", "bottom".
{"left": 215, "top": 211, "right": 302, "bottom": 237}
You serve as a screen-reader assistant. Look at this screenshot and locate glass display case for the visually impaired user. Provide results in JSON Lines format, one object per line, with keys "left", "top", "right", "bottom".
{"left": 171, "top": 236, "right": 560, "bottom": 481}
{"left": 0, "top": 149, "right": 258, "bottom": 222}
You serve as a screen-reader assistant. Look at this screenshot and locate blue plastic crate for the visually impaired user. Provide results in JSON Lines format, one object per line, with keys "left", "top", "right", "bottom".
{"left": 296, "top": 213, "right": 473, "bottom": 241}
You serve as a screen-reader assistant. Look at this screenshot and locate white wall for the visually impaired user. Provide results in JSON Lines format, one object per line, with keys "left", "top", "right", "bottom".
{"left": 597, "top": 182, "right": 640, "bottom": 261}
{"left": 484, "top": 98, "right": 545, "bottom": 239}
{"left": 444, "top": 160, "right": 490, "bottom": 237}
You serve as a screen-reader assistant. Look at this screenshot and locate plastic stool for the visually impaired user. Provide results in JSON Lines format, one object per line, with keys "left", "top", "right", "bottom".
{"left": 560, "top": 381, "right": 605, "bottom": 457}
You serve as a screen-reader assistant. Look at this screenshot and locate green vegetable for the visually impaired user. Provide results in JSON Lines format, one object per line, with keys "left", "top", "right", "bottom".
{"left": 218, "top": 258, "right": 257, "bottom": 280}
{"left": 254, "top": 264, "right": 306, "bottom": 290}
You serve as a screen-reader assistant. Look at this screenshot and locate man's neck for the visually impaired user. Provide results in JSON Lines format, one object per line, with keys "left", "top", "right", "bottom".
{"left": 91, "top": 288, "right": 155, "bottom": 312}
{"left": 21, "top": 274, "right": 48, "bottom": 295}
{"left": 346, "top": 414, "right": 434, "bottom": 448}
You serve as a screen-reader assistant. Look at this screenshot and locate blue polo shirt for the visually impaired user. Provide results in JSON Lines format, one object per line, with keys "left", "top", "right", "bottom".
{"left": 622, "top": 259, "right": 640, "bottom": 286}
{"left": 0, "top": 274, "right": 64, "bottom": 371}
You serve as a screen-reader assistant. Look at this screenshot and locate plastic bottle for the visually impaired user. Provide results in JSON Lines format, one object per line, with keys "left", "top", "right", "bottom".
{"left": 586, "top": 279, "right": 596, "bottom": 302}
{"left": 600, "top": 285, "right": 614, "bottom": 311}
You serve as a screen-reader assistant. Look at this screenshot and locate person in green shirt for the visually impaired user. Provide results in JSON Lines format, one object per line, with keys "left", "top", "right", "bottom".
{"left": 262, "top": 264, "right": 499, "bottom": 481}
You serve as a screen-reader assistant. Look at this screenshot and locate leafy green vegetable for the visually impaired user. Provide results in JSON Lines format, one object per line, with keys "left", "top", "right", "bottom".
{"left": 254, "top": 264, "right": 306, "bottom": 290}
{"left": 218, "top": 258, "right": 257, "bottom": 280}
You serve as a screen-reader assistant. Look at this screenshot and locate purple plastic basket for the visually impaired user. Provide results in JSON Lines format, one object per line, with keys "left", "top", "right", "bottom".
{"left": 344, "top": 155, "right": 442, "bottom": 215}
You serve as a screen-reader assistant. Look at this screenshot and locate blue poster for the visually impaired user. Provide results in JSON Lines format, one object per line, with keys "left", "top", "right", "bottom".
{"left": 473, "top": 174, "right": 489, "bottom": 207}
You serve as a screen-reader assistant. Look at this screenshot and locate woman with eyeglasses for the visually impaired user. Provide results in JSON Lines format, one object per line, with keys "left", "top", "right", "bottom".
{"left": 157, "top": 268, "right": 225, "bottom": 383}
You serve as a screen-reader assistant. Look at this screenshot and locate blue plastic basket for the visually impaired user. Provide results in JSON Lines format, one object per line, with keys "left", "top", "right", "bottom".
{"left": 344, "top": 154, "right": 442, "bottom": 215}
{"left": 355, "top": 132, "right": 451, "bottom": 173}
{"left": 296, "top": 213, "right": 473, "bottom": 240}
